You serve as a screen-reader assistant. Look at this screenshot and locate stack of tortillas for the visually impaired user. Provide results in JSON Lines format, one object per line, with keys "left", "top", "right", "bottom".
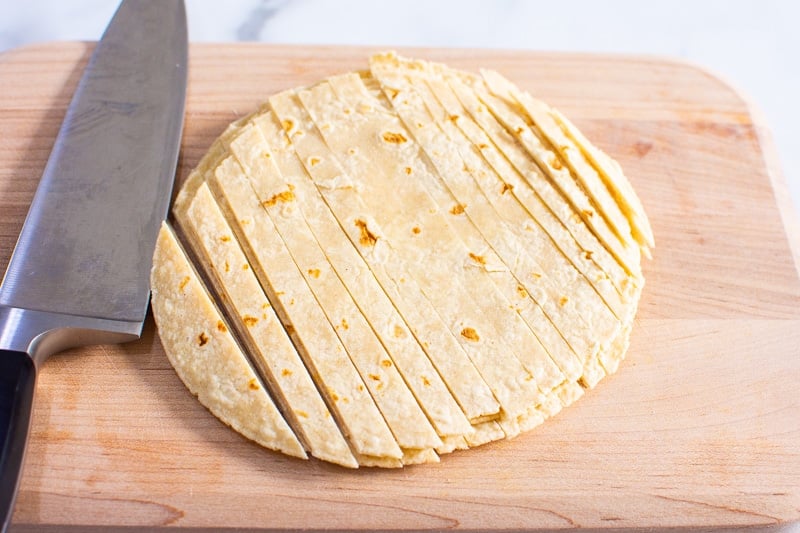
{"left": 150, "top": 52, "right": 654, "bottom": 468}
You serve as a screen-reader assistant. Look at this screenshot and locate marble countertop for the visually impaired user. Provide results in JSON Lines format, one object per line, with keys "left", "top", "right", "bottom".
{"left": 2, "top": 0, "right": 798, "bottom": 214}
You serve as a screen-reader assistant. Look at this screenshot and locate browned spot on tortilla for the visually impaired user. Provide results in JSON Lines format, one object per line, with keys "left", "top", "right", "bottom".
{"left": 469, "top": 252, "right": 486, "bottom": 265}
{"left": 382, "top": 131, "right": 407, "bottom": 144}
{"left": 460, "top": 327, "right": 479, "bottom": 342}
{"left": 198, "top": 332, "right": 209, "bottom": 346}
{"left": 355, "top": 219, "right": 378, "bottom": 246}
{"left": 263, "top": 189, "right": 295, "bottom": 207}
{"left": 450, "top": 203, "right": 465, "bottom": 215}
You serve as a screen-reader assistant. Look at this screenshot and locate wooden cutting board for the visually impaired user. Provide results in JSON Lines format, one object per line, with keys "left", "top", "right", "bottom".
{"left": 1, "top": 42, "right": 799, "bottom": 531}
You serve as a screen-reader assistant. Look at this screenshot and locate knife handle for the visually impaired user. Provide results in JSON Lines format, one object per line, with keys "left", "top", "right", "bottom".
{"left": 0, "top": 349, "right": 36, "bottom": 532}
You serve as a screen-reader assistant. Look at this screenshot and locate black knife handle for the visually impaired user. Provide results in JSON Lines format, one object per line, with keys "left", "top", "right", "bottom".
{"left": 0, "top": 350, "right": 36, "bottom": 532}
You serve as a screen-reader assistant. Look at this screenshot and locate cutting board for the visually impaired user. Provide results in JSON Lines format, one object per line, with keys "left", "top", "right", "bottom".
{"left": 1, "top": 42, "right": 799, "bottom": 531}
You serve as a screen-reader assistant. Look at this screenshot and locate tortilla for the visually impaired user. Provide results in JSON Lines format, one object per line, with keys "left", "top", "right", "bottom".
{"left": 150, "top": 52, "right": 652, "bottom": 468}
{"left": 150, "top": 223, "right": 305, "bottom": 459}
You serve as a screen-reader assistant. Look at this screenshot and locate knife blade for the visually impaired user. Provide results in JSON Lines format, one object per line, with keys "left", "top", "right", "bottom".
{"left": 0, "top": 0, "right": 187, "bottom": 528}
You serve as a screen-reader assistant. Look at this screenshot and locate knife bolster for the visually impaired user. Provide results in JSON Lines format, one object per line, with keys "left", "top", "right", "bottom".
{"left": 0, "top": 306, "right": 141, "bottom": 365}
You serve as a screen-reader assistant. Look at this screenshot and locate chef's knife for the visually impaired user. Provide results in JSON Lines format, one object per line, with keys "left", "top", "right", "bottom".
{"left": 0, "top": 0, "right": 187, "bottom": 528}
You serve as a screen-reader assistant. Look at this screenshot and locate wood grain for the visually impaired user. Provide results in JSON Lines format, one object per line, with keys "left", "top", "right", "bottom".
{"left": 1, "top": 42, "right": 799, "bottom": 531}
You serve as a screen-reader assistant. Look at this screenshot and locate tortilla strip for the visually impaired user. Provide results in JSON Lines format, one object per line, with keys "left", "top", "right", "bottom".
{"left": 231, "top": 117, "right": 475, "bottom": 438}
{"left": 222, "top": 126, "right": 441, "bottom": 452}
{"left": 473, "top": 75, "right": 655, "bottom": 255}
{"left": 437, "top": 435, "right": 469, "bottom": 454}
{"left": 269, "top": 88, "right": 542, "bottom": 419}
{"left": 466, "top": 84, "right": 642, "bottom": 277}
{"left": 208, "top": 155, "right": 403, "bottom": 460}
{"left": 182, "top": 183, "right": 357, "bottom": 468}
{"left": 150, "top": 223, "right": 305, "bottom": 459}
{"left": 553, "top": 109, "right": 654, "bottom": 253}
{"left": 172, "top": 113, "right": 256, "bottom": 222}
{"left": 434, "top": 76, "right": 639, "bottom": 299}
{"left": 480, "top": 70, "right": 636, "bottom": 250}
{"left": 368, "top": 58, "right": 623, "bottom": 385}
{"left": 464, "top": 421, "right": 505, "bottom": 447}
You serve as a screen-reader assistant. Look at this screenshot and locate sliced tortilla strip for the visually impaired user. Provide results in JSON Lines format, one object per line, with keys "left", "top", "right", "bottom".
{"left": 472, "top": 74, "right": 655, "bottom": 254}
{"left": 551, "top": 108, "right": 655, "bottom": 254}
{"left": 182, "top": 182, "right": 357, "bottom": 468}
{"left": 221, "top": 126, "right": 440, "bottom": 452}
{"left": 480, "top": 69, "right": 636, "bottom": 251}
{"left": 172, "top": 113, "right": 256, "bottom": 222}
{"left": 437, "top": 435, "right": 469, "bottom": 454}
{"left": 402, "top": 448, "right": 440, "bottom": 465}
{"left": 369, "top": 57, "right": 623, "bottom": 386}
{"left": 230, "top": 117, "right": 474, "bottom": 438}
{"left": 464, "top": 83, "right": 642, "bottom": 278}
{"left": 431, "top": 74, "right": 640, "bottom": 301}
{"left": 269, "top": 88, "right": 542, "bottom": 419}
{"left": 464, "top": 421, "right": 505, "bottom": 447}
{"left": 150, "top": 223, "right": 305, "bottom": 459}
{"left": 208, "top": 155, "right": 403, "bottom": 461}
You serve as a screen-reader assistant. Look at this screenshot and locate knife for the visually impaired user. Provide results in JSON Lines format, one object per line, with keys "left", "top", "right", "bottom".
{"left": 0, "top": 0, "right": 187, "bottom": 528}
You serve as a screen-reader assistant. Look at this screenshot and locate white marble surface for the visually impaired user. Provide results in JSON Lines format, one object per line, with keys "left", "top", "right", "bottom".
{"left": 2, "top": 0, "right": 799, "bottom": 215}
